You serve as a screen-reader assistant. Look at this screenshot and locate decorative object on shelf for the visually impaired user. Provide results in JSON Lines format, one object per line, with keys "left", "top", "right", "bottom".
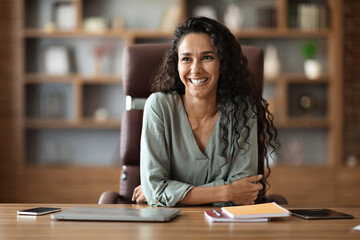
{"left": 301, "top": 41, "right": 322, "bottom": 80}
{"left": 84, "top": 17, "right": 108, "bottom": 33}
{"left": 257, "top": 6, "right": 277, "bottom": 28}
{"left": 298, "top": 93, "right": 317, "bottom": 116}
{"left": 93, "top": 44, "right": 110, "bottom": 76}
{"left": 44, "top": 21, "right": 56, "bottom": 32}
{"left": 160, "top": 6, "right": 181, "bottom": 31}
{"left": 281, "top": 137, "right": 304, "bottom": 166}
{"left": 53, "top": 1, "right": 76, "bottom": 31}
{"left": 224, "top": 0, "right": 243, "bottom": 31}
{"left": 94, "top": 108, "right": 109, "bottom": 122}
{"left": 264, "top": 44, "right": 281, "bottom": 80}
{"left": 346, "top": 155, "right": 358, "bottom": 168}
{"left": 43, "top": 46, "right": 70, "bottom": 75}
{"left": 112, "top": 16, "right": 125, "bottom": 32}
{"left": 40, "top": 92, "right": 64, "bottom": 119}
{"left": 192, "top": 5, "right": 218, "bottom": 20}
{"left": 304, "top": 59, "right": 322, "bottom": 80}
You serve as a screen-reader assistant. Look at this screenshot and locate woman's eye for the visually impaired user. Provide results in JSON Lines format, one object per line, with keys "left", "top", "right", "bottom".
{"left": 181, "top": 57, "right": 190, "bottom": 62}
{"left": 203, "top": 55, "right": 214, "bottom": 60}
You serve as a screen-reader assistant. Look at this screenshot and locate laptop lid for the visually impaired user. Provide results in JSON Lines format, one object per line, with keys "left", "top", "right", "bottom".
{"left": 51, "top": 207, "right": 180, "bottom": 222}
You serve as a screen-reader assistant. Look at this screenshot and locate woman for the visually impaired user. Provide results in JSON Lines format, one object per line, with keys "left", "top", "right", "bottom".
{"left": 133, "top": 17, "right": 279, "bottom": 207}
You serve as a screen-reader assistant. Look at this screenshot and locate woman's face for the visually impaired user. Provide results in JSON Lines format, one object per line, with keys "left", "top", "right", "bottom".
{"left": 177, "top": 33, "right": 220, "bottom": 101}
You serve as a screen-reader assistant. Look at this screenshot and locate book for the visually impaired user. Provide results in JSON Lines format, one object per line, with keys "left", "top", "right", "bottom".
{"left": 221, "top": 202, "right": 290, "bottom": 219}
{"left": 204, "top": 210, "right": 269, "bottom": 223}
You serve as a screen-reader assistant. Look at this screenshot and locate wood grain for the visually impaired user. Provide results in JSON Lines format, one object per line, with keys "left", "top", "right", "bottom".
{"left": 0, "top": 204, "right": 359, "bottom": 240}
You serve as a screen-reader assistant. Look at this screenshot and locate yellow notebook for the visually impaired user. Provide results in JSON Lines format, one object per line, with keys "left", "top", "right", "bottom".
{"left": 221, "top": 202, "right": 290, "bottom": 219}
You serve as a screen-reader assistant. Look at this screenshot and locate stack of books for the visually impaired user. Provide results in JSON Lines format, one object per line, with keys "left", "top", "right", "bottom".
{"left": 204, "top": 202, "right": 290, "bottom": 223}
{"left": 288, "top": 3, "right": 328, "bottom": 30}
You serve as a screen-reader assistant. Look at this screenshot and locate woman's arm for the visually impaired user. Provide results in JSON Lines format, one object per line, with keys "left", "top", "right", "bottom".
{"left": 140, "top": 94, "right": 194, "bottom": 207}
{"left": 178, "top": 175, "right": 263, "bottom": 205}
{"left": 133, "top": 174, "right": 263, "bottom": 205}
{"left": 178, "top": 109, "right": 261, "bottom": 206}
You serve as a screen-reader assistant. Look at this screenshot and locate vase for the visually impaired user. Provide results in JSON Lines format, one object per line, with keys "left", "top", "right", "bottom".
{"left": 224, "top": 3, "right": 243, "bottom": 30}
{"left": 264, "top": 44, "right": 281, "bottom": 80}
{"left": 304, "top": 59, "right": 322, "bottom": 80}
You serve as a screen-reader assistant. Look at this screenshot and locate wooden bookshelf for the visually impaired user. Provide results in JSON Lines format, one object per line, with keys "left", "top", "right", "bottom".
{"left": 8, "top": 0, "right": 349, "bottom": 205}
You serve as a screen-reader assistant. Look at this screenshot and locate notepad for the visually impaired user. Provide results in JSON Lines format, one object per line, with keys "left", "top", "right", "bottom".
{"left": 204, "top": 210, "right": 269, "bottom": 222}
{"left": 221, "top": 202, "right": 290, "bottom": 219}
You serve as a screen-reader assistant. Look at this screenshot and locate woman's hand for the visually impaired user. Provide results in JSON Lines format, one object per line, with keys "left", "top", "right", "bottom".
{"left": 227, "top": 175, "right": 263, "bottom": 205}
{"left": 132, "top": 185, "right": 147, "bottom": 204}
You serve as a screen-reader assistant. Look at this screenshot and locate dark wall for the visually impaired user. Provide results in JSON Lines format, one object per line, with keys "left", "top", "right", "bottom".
{"left": 343, "top": 0, "right": 360, "bottom": 164}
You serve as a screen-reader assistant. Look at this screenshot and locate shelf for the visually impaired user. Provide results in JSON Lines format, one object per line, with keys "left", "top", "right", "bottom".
{"left": 24, "top": 29, "right": 174, "bottom": 39}
{"left": 81, "top": 75, "right": 122, "bottom": 84}
{"left": 276, "top": 117, "right": 329, "bottom": 129}
{"left": 24, "top": 28, "right": 331, "bottom": 39}
{"left": 283, "top": 74, "right": 329, "bottom": 83}
{"left": 24, "top": 29, "right": 125, "bottom": 38}
{"left": 25, "top": 74, "right": 122, "bottom": 84}
{"left": 25, "top": 74, "right": 78, "bottom": 83}
{"left": 25, "top": 119, "right": 121, "bottom": 129}
{"left": 233, "top": 29, "right": 330, "bottom": 38}
{"left": 265, "top": 74, "right": 330, "bottom": 83}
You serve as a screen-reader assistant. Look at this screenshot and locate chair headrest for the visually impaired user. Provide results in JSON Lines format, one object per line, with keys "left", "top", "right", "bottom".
{"left": 122, "top": 44, "right": 264, "bottom": 98}
{"left": 122, "top": 44, "right": 170, "bottom": 98}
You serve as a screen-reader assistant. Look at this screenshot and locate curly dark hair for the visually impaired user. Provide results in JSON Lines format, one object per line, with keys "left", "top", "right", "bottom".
{"left": 151, "top": 17, "right": 280, "bottom": 203}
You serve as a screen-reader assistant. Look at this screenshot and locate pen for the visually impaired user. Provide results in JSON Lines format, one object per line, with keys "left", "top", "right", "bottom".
{"left": 213, "top": 210, "right": 221, "bottom": 217}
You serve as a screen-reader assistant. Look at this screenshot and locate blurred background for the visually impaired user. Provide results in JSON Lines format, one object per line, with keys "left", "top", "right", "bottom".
{"left": 0, "top": 0, "right": 359, "bottom": 206}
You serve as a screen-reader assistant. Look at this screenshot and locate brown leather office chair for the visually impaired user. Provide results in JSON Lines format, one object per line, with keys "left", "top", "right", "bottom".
{"left": 98, "top": 43, "right": 287, "bottom": 205}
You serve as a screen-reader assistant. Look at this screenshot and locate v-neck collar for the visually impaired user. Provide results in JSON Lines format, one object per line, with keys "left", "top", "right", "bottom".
{"left": 176, "top": 93, "right": 221, "bottom": 159}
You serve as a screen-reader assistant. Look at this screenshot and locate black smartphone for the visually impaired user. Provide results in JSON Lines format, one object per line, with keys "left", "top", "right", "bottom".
{"left": 17, "top": 207, "right": 61, "bottom": 216}
{"left": 290, "top": 209, "right": 354, "bottom": 220}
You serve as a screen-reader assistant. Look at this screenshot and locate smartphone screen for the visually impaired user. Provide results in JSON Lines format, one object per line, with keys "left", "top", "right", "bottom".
{"left": 17, "top": 207, "right": 61, "bottom": 216}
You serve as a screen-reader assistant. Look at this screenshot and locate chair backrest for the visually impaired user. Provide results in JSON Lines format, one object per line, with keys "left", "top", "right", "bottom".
{"left": 119, "top": 43, "right": 264, "bottom": 203}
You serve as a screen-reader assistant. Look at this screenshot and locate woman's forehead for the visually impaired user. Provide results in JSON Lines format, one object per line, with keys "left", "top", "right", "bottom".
{"left": 178, "top": 33, "right": 217, "bottom": 54}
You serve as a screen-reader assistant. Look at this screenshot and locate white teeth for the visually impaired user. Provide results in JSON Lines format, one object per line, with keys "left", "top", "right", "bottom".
{"left": 190, "top": 78, "right": 207, "bottom": 85}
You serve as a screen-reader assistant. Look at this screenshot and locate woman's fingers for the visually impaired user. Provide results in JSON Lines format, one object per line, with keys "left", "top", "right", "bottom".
{"left": 132, "top": 185, "right": 142, "bottom": 202}
{"left": 132, "top": 185, "right": 148, "bottom": 204}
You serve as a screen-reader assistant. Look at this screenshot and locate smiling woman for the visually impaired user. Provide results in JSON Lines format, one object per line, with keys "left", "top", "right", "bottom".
{"left": 133, "top": 17, "right": 280, "bottom": 207}
{"left": 177, "top": 33, "right": 220, "bottom": 103}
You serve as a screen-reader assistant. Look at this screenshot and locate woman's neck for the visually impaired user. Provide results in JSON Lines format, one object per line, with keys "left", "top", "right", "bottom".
{"left": 180, "top": 94, "right": 219, "bottom": 123}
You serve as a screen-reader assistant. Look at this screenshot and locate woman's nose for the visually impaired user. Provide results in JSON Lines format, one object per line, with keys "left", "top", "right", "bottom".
{"left": 190, "top": 59, "right": 202, "bottom": 74}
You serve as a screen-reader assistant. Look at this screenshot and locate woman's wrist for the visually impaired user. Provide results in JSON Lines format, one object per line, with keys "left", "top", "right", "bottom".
{"left": 219, "top": 184, "right": 230, "bottom": 202}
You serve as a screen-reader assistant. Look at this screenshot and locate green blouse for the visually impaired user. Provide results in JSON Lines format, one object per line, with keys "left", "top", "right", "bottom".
{"left": 140, "top": 92, "right": 258, "bottom": 207}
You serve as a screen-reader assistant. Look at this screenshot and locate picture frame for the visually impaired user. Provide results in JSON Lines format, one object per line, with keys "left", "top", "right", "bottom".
{"left": 53, "top": 1, "right": 76, "bottom": 30}
{"left": 43, "top": 46, "right": 70, "bottom": 75}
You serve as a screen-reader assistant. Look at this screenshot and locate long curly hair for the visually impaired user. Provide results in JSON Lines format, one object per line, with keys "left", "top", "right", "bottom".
{"left": 151, "top": 17, "right": 280, "bottom": 203}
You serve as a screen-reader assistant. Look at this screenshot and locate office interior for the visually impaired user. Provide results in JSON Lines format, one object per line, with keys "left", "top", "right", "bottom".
{"left": 0, "top": 0, "right": 359, "bottom": 207}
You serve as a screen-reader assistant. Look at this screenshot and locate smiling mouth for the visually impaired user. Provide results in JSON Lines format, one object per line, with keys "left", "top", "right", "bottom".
{"left": 189, "top": 78, "right": 208, "bottom": 85}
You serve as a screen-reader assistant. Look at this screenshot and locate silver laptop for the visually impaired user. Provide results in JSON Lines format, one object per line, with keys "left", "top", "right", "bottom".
{"left": 51, "top": 207, "right": 180, "bottom": 222}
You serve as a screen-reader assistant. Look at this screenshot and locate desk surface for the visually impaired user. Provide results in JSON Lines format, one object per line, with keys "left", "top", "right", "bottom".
{"left": 1, "top": 204, "right": 359, "bottom": 240}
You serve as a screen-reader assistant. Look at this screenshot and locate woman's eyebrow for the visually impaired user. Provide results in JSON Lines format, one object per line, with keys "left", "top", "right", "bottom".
{"left": 201, "top": 51, "right": 216, "bottom": 55}
{"left": 179, "top": 50, "right": 216, "bottom": 56}
{"left": 179, "top": 52, "right": 191, "bottom": 56}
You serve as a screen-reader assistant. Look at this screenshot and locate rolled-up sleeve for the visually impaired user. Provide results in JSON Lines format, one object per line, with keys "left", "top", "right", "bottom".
{"left": 140, "top": 94, "right": 193, "bottom": 207}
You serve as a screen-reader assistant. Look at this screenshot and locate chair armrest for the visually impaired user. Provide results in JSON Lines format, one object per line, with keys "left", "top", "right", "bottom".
{"left": 265, "top": 194, "right": 288, "bottom": 205}
{"left": 98, "top": 191, "right": 123, "bottom": 204}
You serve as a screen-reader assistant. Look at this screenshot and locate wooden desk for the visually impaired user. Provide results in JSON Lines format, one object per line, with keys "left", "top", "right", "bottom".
{"left": 1, "top": 204, "right": 359, "bottom": 240}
